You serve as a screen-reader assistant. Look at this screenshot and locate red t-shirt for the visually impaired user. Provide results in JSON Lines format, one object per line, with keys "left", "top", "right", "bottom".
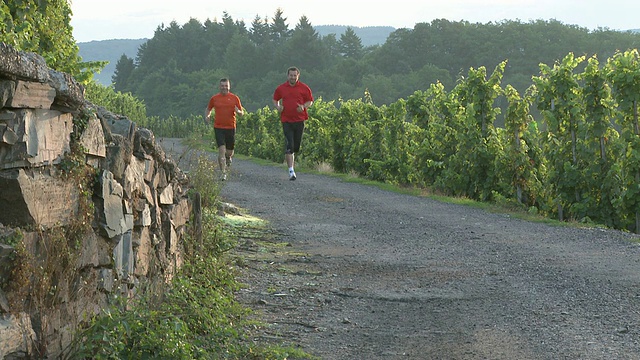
{"left": 273, "top": 81, "right": 314, "bottom": 123}
{"left": 207, "top": 92, "right": 242, "bottom": 129}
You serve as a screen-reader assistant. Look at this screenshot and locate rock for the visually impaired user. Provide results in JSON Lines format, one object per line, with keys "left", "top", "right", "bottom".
{"left": 0, "top": 108, "right": 73, "bottom": 169}
{"left": 0, "top": 313, "right": 36, "bottom": 358}
{"left": 0, "top": 168, "right": 79, "bottom": 227}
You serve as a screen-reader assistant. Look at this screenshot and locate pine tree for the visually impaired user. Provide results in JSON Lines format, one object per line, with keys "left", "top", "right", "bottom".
{"left": 338, "top": 27, "right": 364, "bottom": 59}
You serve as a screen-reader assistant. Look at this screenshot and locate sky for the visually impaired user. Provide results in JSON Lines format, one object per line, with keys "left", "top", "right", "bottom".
{"left": 70, "top": 0, "right": 640, "bottom": 43}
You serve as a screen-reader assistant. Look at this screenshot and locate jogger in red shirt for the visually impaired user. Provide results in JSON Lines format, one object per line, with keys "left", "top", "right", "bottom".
{"left": 272, "top": 67, "right": 314, "bottom": 181}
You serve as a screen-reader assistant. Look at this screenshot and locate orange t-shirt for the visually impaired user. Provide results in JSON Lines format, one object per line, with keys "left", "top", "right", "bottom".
{"left": 207, "top": 92, "right": 242, "bottom": 129}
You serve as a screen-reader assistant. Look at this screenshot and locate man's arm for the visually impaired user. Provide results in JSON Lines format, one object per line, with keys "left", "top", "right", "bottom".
{"left": 273, "top": 99, "right": 283, "bottom": 112}
{"left": 296, "top": 100, "right": 313, "bottom": 112}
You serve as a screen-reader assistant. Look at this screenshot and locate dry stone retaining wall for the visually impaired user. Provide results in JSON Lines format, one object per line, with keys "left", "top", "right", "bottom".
{"left": 0, "top": 42, "right": 193, "bottom": 359}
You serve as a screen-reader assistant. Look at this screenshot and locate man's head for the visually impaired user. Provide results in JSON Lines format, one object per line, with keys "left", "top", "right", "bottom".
{"left": 287, "top": 67, "right": 300, "bottom": 86}
{"left": 219, "top": 78, "right": 230, "bottom": 94}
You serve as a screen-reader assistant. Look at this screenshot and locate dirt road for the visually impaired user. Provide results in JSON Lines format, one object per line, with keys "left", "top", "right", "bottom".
{"left": 161, "top": 138, "right": 640, "bottom": 360}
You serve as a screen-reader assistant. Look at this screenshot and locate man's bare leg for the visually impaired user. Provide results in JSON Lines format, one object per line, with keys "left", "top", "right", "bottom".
{"left": 218, "top": 145, "right": 227, "bottom": 180}
{"left": 286, "top": 153, "right": 296, "bottom": 180}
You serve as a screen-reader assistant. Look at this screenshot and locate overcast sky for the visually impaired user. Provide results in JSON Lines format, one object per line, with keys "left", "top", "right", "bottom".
{"left": 70, "top": 0, "right": 640, "bottom": 43}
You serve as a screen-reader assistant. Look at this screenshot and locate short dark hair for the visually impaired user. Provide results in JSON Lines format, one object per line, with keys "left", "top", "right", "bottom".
{"left": 220, "top": 78, "right": 230, "bottom": 83}
{"left": 287, "top": 67, "right": 299, "bottom": 75}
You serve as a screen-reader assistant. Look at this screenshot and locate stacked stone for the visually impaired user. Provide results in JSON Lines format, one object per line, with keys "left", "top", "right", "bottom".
{"left": 0, "top": 42, "right": 192, "bottom": 358}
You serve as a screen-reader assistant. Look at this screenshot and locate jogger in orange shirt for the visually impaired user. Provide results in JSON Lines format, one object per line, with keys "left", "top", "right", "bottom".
{"left": 205, "top": 78, "right": 244, "bottom": 181}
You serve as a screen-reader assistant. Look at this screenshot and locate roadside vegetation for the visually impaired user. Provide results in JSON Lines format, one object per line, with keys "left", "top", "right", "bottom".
{"left": 64, "top": 154, "right": 314, "bottom": 359}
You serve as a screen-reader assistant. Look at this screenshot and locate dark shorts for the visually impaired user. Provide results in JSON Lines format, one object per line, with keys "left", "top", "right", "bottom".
{"left": 282, "top": 121, "right": 305, "bottom": 154}
{"left": 214, "top": 128, "right": 235, "bottom": 150}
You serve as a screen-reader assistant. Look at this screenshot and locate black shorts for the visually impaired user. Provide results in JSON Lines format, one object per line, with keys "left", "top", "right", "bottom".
{"left": 214, "top": 128, "right": 235, "bottom": 150}
{"left": 282, "top": 121, "right": 305, "bottom": 154}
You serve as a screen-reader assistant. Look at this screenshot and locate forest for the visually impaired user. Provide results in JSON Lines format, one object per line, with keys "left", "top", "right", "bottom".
{"left": 110, "top": 9, "right": 640, "bottom": 120}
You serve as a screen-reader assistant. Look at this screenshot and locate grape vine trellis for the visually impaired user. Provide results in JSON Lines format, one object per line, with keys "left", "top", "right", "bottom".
{"left": 235, "top": 50, "right": 640, "bottom": 233}
{"left": 606, "top": 49, "right": 640, "bottom": 232}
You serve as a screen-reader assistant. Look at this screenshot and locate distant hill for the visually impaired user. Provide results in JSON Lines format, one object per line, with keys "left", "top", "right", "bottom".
{"left": 314, "top": 25, "right": 395, "bottom": 46}
{"left": 78, "top": 39, "right": 148, "bottom": 86}
{"left": 78, "top": 26, "right": 394, "bottom": 86}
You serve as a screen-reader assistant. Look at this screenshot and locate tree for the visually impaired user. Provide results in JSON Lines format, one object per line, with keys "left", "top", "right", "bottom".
{"left": 365, "top": 28, "right": 412, "bottom": 76}
{"left": 333, "top": 58, "right": 367, "bottom": 89}
{"left": 338, "top": 27, "right": 364, "bottom": 59}
{"left": 0, "top": 0, "right": 102, "bottom": 82}
{"left": 270, "top": 8, "right": 291, "bottom": 44}
{"left": 176, "top": 18, "right": 209, "bottom": 73}
{"left": 201, "top": 12, "right": 246, "bottom": 70}
{"left": 249, "top": 14, "right": 270, "bottom": 46}
{"left": 135, "top": 21, "right": 181, "bottom": 74}
{"left": 112, "top": 54, "right": 135, "bottom": 91}
{"left": 322, "top": 33, "right": 340, "bottom": 58}
{"left": 224, "top": 33, "right": 260, "bottom": 82}
{"left": 282, "top": 16, "right": 328, "bottom": 71}
{"left": 249, "top": 14, "right": 277, "bottom": 71}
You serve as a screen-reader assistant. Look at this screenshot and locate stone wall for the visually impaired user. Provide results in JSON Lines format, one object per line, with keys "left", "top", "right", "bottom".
{"left": 0, "top": 43, "right": 192, "bottom": 358}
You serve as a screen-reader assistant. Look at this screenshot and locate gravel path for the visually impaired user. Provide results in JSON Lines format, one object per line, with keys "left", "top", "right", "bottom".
{"left": 161, "top": 138, "right": 640, "bottom": 360}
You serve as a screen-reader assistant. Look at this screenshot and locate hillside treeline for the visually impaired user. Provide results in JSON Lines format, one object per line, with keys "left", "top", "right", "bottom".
{"left": 112, "top": 9, "right": 640, "bottom": 119}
